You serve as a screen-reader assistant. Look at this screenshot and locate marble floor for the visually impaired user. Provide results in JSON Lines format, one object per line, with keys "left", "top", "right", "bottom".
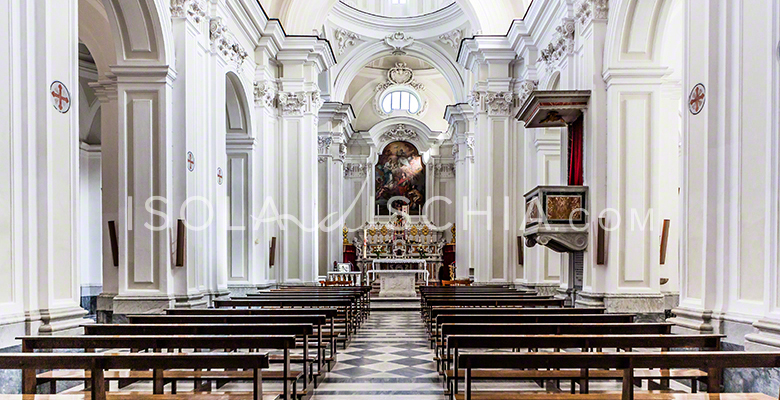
{"left": 311, "top": 311, "right": 445, "bottom": 400}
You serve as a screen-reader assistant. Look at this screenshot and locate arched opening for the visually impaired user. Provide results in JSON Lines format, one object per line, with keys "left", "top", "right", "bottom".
{"left": 224, "top": 72, "right": 253, "bottom": 289}
{"left": 655, "top": 0, "right": 683, "bottom": 299}
{"left": 77, "top": 42, "right": 103, "bottom": 318}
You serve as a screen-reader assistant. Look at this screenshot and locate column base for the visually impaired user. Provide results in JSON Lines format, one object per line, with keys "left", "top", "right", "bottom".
{"left": 520, "top": 282, "right": 560, "bottom": 297}
{"left": 111, "top": 295, "right": 175, "bottom": 322}
{"left": 746, "top": 318, "right": 780, "bottom": 351}
{"left": 668, "top": 307, "right": 715, "bottom": 334}
{"left": 173, "top": 293, "right": 209, "bottom": 309}
{"left": 575, "top": 290, "right": 606, "bottom": 308}
{"left": 38, "top": 305, "right": 92, "bottom": 335}
{"left": 577, "top": 291, "right": 664, "bottom": 321}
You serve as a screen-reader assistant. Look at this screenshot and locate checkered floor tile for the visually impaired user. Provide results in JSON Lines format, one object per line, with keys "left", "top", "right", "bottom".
{"left": 311, "top": 311, "right": 445, "bottom": 399}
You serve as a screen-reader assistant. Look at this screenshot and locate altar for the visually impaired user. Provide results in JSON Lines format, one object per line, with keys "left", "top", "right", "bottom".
{"left": 369, "top": 258, "right": 428, "bottom": 297}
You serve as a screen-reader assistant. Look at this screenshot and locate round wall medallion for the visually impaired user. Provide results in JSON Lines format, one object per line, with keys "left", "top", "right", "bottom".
{"left": 688, "top": 83, "right": 706, "bottom": 115}
{"left": 50, "top": 81, "right": 71, "bottom": 113}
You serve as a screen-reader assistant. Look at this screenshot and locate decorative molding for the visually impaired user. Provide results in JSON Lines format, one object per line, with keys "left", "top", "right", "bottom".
{"left": 438, "top": 29, "right": 463, "bottom": 49}
{"left": 278, "top": 92, "right": 307, "bottom": 115}
{"left": 374, "top": 63, "right": 425, "bottom": 93}
{"left": 335, "top": 29, "right": 360, "bottom": 55}
{"left": 278, "top": 91, "right": 323, "bottom": 116}
{"left": 344, "top": 162, "right": 369, "bottom": 178}
{"left": 575, "top": 0, "right": 609, "bottom": 25}
{"left": 339, "top": 143, "right": 347, "bottom": 161}
{"left": 434, "top": 163, "right": 456, "bottom": 178}
{"left": 374, "top": 63, "right": 427, "bottom": 117}
{"left": 452, "top": 143, "right": 459, "bottom": 157}
{"left": 209, "top": 17, "right": 249, "bottom": 68}
{"left": 381, "top": 124, "right": 417, "bottom": 142}
{"left": 466, "top": 137, "right": 475, "bottom": 153}
{"left": 318, "top": 135, "right": 333, "bottom": 155}
{"left": 318, "top": 156, "right": 328, "bottom": 164}
{"left": 253, "top": 81, "right": 276, "bottom": 108}
{"left": 384, "top": 32, "right": 414, "bottom": 55}
{"left": 538, "top": 20, "right": 576, "bottom": 69}
{"left": 470, "top": 90, "right": 515, "bottom": 116}
{"left": 170, "top": 0, "right": 207, "bottom": 22}
{"left": 518, "top": 80, "right": 538, "bottom": 105}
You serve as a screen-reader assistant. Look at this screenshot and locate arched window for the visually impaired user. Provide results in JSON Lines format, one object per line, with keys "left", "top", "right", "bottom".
{"left": 381, "top": 90, "right": 421, "bottom": 114}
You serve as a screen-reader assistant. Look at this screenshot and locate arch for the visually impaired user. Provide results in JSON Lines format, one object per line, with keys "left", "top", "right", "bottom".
{"left": 332, "top": 41, "right": 466, "bottom": 103}
{"left": 101, "top": 0, "right": 174, "bottom": 65}
{"left": 225, "top": 72, "right": 251, "bottom": 135}
{"left": 79, "top": 0, "right": 117, "bottom": 79}
{"left": 367, "top": 116, "right": 440, "bottom": 153}
{"left": 265, "top": 0, "right": 527, "bottom": 35}
{"left": 603, "top": 0, "right": 680, "bottom": 71}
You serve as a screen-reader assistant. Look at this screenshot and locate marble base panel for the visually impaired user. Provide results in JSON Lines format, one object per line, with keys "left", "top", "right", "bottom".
{"left": 378, "top": 273, "right": 417, "bottom": 298}
{"left": 228, "top": 284, "right": 263, "bottom": 298}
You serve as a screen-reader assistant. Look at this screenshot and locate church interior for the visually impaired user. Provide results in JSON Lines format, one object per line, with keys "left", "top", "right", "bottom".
{"left": 1, "top": 0, "right": 780, "bottom": 398}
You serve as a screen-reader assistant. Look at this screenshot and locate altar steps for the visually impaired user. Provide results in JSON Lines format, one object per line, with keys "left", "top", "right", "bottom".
{"left": 368, "top": 281, "right": 425, "bottom": 312}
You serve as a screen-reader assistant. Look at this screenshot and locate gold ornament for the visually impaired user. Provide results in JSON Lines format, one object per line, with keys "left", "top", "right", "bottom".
{"left": 422, "top": 225, "right": 430, "bottom": 236}
{"left": 450, "top": 224, "right": 456, "bottom": 244}
{"left": 343, "top": 225, "right": 350, "bottom": 245}
{"left": 380, "top": 224, "right": 389, "bottom": 236}
{"left": 410, "top": 225, "right": 418, "bottom": 236}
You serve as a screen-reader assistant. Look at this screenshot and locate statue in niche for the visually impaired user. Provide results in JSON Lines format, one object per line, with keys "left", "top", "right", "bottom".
{"left": 375, "top": 141, "right": 426, "bottom": 215}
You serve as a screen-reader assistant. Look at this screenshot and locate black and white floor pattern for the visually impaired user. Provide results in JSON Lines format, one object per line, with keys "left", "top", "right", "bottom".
{"left": 311, "top": 311, "right": 446, "bottom": 399}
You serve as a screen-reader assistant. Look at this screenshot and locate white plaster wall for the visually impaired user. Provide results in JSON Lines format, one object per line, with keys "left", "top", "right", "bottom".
{"left": 79, "top": 147, "right": 103, "bottom": 290}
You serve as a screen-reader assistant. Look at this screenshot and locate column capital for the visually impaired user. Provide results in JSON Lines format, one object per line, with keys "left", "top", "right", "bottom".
{"left": 575, "top": 0, "right": 609, "bottom": 28}
{"left": 170, "top": 0, "right": 207, "bottom": 23}
{"left": 253, "top": 80, "right": 277, "bottom": 109}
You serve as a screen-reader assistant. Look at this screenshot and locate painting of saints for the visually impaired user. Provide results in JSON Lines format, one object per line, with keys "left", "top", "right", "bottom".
{"left": 375, "top": 141, "right": 426, "bottom": 215}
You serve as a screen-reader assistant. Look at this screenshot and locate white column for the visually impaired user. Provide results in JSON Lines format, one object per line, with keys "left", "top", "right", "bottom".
{"left": 446, "top": 105, "right": 474, "bottom": 280}
{"left": 0, "top": 0, "right": 91, "bottom": 341}
{"left": 277, "top": 43, "right": 333, "bottom": 283}
{"left": 109, "top": 64, "right": 177, "bottom": 314}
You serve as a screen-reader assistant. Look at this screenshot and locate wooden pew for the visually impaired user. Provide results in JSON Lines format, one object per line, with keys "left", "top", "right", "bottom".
{"left": 214, "top": 298, "right": 356, "bottom": 346}
{"left": 0, "top": 352, "right": 271, "bottom": 400}
{"left": 445, "top": 334, "right": 724, "bottom": 398}
{"left": 432, "top": 313, "right": 636, "bottom": 360}
{"left": 163, "top": 308, "right": 341, "bottom": 369}
{"left": 421, "top": 298, "right": 567, "bottom": 335}
{"left": 457, "top": 351, "right": 780, "bottom": 400}
{"left": 84, "top": 324, "right": 315, "bottom": 395}
{"left": 431, "top": 313, "right": 635, "bottom": 349}
{"left": 242, "top": 292, "right": 367, "bottom": 326}
{"left": 438, "top": 323, "right": 673, "bottom": 369}
{"left": 126, "top": 314, "right": 328, "bottom": 381}
{"left": 20, "top": 336, "right": 295, "bottom": 400}
{"left": 427, "top": 307, "right": 606, "bottom": 335}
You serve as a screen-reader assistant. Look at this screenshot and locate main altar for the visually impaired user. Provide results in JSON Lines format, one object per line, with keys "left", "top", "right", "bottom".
{"left": 345, "top": 214, "right": 454, "bottom": 296}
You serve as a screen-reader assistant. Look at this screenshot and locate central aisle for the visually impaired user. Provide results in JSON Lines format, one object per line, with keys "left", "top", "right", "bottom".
{"left": 312, "top": 311, "right": 445, "bottom": 399}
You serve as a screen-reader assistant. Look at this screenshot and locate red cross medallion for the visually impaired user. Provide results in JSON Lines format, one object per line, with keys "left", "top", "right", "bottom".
{"left": 50, "top": 81, "right": 71, "bottom": 113}
{"left": 187, "top": 152, "right": 195, "bottom": 172}
{"left": 688, "top": 83, "right": 706, "bottom": 115}
{"left": 217, "top": 168, "right": 223, "bottom": 185}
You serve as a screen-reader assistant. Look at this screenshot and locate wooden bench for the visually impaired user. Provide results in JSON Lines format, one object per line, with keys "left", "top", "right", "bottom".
{"left": 214, "top": 298, "right": 356, "bottom": 345}
{"left": 20, "top": 336, "right": 295, "bottom": 400}
{"left": 426, "top": 307, "right": 606, "bottom": 334}
{"left": 422, "top": 298, "right": 566, "bottom": 325}
{"left": 83, "top": 324, "right": 315, "bottom": 395}
{"left": 126, "top": 314, "right": 328, "bottom": 385}
{"left": 0, "top": 352, "right": 272, "bottom": 400}
{"left": 457, "top": 351, "right": 780, "bottom": 400}
{"left": 163, "top": 308, "right": 342, "bottom": 366}
{"left": 445, "top": 334, "right": 724, "bottom": 398}
{"left": 431, "top": 313, "right": 636, "bottom": 349}
{"left": 242, "top": 292, "right": 367, "bottom": 327}
{"left": 438, "top": 323, "right": 673, "bottom": 368}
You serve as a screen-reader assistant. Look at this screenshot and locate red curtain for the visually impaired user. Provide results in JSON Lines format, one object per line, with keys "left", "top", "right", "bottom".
{"left": 568, "top": 115, "right": 584, "bottom": 186}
